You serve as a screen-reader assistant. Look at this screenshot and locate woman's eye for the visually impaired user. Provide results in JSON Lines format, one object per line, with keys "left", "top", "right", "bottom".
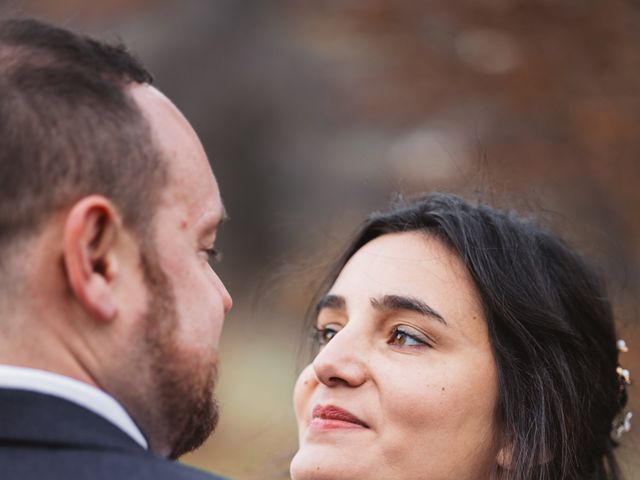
{"left": 388, "top": 326, "right": 432, "bottom": 348}
{"left": 313, "top": 325, "right": 339, "bottom": 346}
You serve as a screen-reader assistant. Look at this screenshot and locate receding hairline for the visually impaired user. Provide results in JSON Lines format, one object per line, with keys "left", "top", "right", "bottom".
{"left": 0, "top": 18, "right": 167, "bottom": 242}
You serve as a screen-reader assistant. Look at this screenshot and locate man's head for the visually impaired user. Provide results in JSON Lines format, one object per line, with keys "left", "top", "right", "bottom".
{"left": 0, "top": 18, "right": 161, "bottom": 251}
{"left": 0, "top": 18, "right": 232, "bottom": 458}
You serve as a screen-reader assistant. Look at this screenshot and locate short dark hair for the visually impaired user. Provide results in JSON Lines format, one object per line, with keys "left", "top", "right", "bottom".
{"left": 309, "top": 193, "right": 627, "bottom": 480}
{"left": 0, "top": 18, "right": 166, "bottom": 251}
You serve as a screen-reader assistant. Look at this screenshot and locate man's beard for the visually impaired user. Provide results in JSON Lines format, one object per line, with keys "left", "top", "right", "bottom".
{"left": 139, "top": 251, "right": 220, "bottom": 459}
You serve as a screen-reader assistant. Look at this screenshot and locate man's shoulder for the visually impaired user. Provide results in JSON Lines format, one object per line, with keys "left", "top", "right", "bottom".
{"left": 102, "top": 449, "right": 229, "bottom": 480}
{"left": 125, "top": 452, "right": 229, "bottom": 480}
{"left": 0, "top": 445, "right": 229, "bottom": 480}
{"left": 0, "top": 387, "right": 229, "bottom": 479}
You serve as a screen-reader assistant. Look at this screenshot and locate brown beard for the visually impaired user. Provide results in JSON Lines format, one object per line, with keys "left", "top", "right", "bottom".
{"left": 140, "top": 250, "right": 219, "bottom": 459}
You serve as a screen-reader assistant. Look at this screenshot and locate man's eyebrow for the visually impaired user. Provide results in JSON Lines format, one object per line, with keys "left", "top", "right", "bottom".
{"left": 316, "top": 294, "right": 346, "bottom": 313}
{"left": 218, "top": 208, "right": 229, "bottom": 227}
{"left": 371, "top": 294, "right": 447, "bottom": 326}
{"left": 217, "top": 204, "right": 229, "bottom": 226}
{"left": 200, "top": 207, "right": 228, "bottom": 236}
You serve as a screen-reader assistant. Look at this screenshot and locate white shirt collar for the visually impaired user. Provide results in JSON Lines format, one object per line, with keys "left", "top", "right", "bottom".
{"left": 0, "top": 364, "right": 148, "bottom": 450}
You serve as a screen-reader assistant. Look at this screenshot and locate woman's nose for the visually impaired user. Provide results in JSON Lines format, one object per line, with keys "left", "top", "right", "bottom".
{"left": 312, "top": 325, "right": 368, "bottom": 388}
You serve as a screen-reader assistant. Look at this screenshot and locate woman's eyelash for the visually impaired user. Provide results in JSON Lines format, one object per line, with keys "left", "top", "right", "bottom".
{"left": 389, "top": 326, "right": 434, "bottom": 348}
{"left": 313, "top": 326, "right": 338, "bottom": 346}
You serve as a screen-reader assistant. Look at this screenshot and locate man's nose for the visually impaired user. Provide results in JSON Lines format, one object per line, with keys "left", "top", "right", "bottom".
{"left": 213, "top": 273, "right": 233, "bottom": 314}
{"left": 221, "top": 287, "right": 232, "bottom": 314}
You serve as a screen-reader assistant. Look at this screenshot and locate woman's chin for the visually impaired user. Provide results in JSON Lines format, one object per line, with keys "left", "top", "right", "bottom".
{"left": 290, "top": 445, "right": 364, "bottom": 480}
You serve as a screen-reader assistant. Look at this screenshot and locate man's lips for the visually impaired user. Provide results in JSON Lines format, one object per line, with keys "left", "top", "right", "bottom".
{"left": 311, "top": 404, "right": 369, "bottom": 429}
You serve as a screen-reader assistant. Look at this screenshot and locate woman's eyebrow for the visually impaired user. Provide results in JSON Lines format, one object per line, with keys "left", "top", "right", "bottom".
{"left": 316, "top": 294, "right": 346, "bottom": 313}
{"left": 371, "top": 294, "right": 447, "bottom": 326}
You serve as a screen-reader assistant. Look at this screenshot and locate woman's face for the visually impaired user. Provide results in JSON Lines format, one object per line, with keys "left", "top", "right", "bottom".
{"left": 291, "top": 232, "right": 500, "bottom": 480}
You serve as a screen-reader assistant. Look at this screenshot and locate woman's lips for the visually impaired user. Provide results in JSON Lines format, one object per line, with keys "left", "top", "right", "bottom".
{"left": 310, "top": 404, "right": 369, "bottom": 430}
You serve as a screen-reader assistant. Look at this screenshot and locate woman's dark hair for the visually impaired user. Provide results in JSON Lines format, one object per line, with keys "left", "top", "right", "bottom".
{"left": 310, "top": 192, "right": 627, "bottom": 480}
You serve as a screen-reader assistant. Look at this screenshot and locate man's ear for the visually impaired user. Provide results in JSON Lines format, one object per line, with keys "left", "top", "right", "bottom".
{"left": 63, "top": 195, "right": 122, "bottom": 322}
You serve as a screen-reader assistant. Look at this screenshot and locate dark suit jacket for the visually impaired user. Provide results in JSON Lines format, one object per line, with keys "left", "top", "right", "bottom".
{"left": 0, "top": 388, "right": 228, "bottom": 479}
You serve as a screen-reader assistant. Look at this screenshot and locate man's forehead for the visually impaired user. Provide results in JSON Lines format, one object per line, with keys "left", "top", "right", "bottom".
{"left": 128, "top": 83, "right": 206, "bottom": 165}
{"left": 129, "top": 83, "right": 185, "bottom": 126}
{"left": 128, "top": 83, "right": 224, "bottom": 229}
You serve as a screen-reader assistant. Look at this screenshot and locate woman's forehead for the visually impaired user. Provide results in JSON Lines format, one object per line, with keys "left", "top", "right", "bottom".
{"left": 329, "top": 232, "right": 486, "bottom": 334}
{"left": 333, "top": 232, "right": 470, "bottom": 291}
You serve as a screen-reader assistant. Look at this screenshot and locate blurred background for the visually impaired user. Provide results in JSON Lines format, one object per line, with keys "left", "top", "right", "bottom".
{"left": 1, "top": 0, "right": 638, "bottom": 478}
